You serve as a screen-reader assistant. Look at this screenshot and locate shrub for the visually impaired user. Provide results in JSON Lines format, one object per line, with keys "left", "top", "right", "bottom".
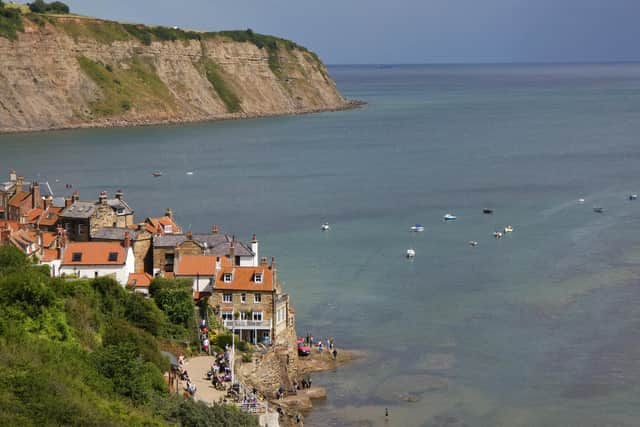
{"left": 149, "top": 277, "right": 196, "bottom": 328}
{"left": 28, "top": 0, "right": 69, "bottom": 14}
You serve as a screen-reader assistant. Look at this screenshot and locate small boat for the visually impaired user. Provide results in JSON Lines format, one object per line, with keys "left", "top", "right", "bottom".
{"left": 152, "top": 171, "right": 162, "bottom": 177}
{"left": 410, "top": 224, "right": 425, "bottom": 232}
{"left": 186, "top": 171, "right": 194, "bottom": 176}
{"left": 593, "top": 207, "right": 604, "bottom": 213}
{"left": 469, "top": 241, "right": 479, "bottom": 247}
{"left": 629, "top": 194, "right": 638, "bottom": 201}
{"left": 406, "top": 248, "right": 416, "bottom": 258}
{"left": 443, "top": 213, "right": 457, "bottom": 221}
{"left": 493, "top": 231, "right": 503, "bottom": 239}
{"left": 578, "top": 198, "right": 585, "bottom": 204}
{"left": 482, "top": 208, "right": 494, "bottom": 214}
{"left": 321, "top": 222, "right": 331, "bottom": 231}
{"left": 504, "top": 225, "right": 514, "bottom": 233}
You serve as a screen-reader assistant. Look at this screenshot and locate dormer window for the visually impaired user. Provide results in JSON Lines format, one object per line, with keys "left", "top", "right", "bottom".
{"left": 254, "top": 273, "right": 263, "bottom": 284}
{"left": 72, "top": 252, "right": 82, "bottom": 262}
{"left": 108, "top": 252, "right": 118, "bottom": 262}
{"left": 223, "top": 273, "right": 233, "bottom": 283}
{"left": 116, "top": 208, "right": 124, "bottom": 214}
{"left": 164, "top": 225, "right": 172, "bottom": 233}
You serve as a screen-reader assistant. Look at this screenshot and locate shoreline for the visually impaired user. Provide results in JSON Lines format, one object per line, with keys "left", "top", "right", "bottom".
{"left": 0, "top": 100, "right": 366, "bottom": 135}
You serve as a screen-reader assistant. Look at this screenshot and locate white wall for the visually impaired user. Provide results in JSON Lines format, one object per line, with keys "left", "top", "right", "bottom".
{"left": 239, "top": 255, "right": 254, "bottom": 267}
{"left": 59, "top": 248, "right": 135, "bottom": 285}
{"left": 179, "top": 275, "right": 214, "bottom": 295}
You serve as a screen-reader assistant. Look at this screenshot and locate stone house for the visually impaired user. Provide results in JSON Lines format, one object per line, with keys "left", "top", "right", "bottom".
{"left": 58, "top": 191, "right": 121, "bottom": 241}
{"left": 152, "top": 227, "right": 256, "bottom": 275}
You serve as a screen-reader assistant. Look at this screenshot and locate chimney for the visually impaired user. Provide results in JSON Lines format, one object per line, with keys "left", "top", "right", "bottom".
{"left": 212, "top": 224, "right": 219, "bottom": 234}
{"left": 124, "top": 231, "right": 131, "bottom": 248}
{"left": 31, "top": 181, "right": 41, "bottom": 209}
{"left": 216, "top": 256, "right": 221, "bottom": 272}
{"left": 115, "top": 189, "right": 123, "bottom": 200}
{"left": 271, "top": 256, "right": 277, "bottom": 287}
{"left": 138, "top": 222, "right": 146, "bottom": 231}
{"left": 260, "top": 256, "right": 268, "bottom": 266}
{"left": 57, "top": 226, "right": 66, "bottom": 249}
{"left": 72, "top": 191, "right": 80, "bottom": 202}
{"left": 43, "top": 195, "right": 52, "bottom": 210}
{"left": 165, "top": 208, "right": 173, "bottom": 219}
{"left": 99, "top": 191, "right": 107, "bottom": 205}
{"left": 251, "top": 233, "right": 258, "bottom": 267}
{"left": 229, "top": 238, "right": 235, "bottom": 266}
{"left": 9, "top": 169, "right": 16, "bottom": 182}
{"left": 186, "top": 230, "right": 193, "bottom": 240}
{"left": 64, "top": 196, "right": 72, "bottom": 208}
{"left": 16, "top": 176, "right": 24, "bottom": 192}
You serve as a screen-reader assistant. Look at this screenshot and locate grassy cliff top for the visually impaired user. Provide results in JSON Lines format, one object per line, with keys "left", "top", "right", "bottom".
{"left": 0, "top": 2, "right": 321, "bottom": 64}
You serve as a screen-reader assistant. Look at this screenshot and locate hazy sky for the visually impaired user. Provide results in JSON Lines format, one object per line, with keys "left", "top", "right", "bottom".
{"left": 62, "top": 0, "right": 640, "bottom": 65}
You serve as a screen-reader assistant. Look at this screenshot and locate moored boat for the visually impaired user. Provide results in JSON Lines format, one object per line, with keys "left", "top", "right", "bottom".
{"left": 593, "top": 207, "right": 604, "bottom": 213}
{"left": 482, "top": 208, "right": 494, "bottom": 214}
{"left": 504, "top": 225, "right": 514, "bottom": 233}
{"left": 629, "top": 194, "right": 638, "bottom": 200}
{"left": 443, "top": 213, "right": 457, "bottom": 221}
{"left": 410, "top": 224, "right": 425, "bottom": 232}
{"left": 321, "top": 222, "right": 331, "bottom": 231}
{"left": 152, "top": 171, "right": 162, "bottom": 177}
{"left": 406, "top": 248, "right": 416, "bottom": 258}
{"left": 469, "top": 240, "right": 479, "bottom": 247}
{"left": 493, "top": 231, "right": 503, "bottom": 239}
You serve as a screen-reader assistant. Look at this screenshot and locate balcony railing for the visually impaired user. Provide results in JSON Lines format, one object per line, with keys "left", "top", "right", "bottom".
{"left": 223, "top": 319, "right": 272, "bottom": 329}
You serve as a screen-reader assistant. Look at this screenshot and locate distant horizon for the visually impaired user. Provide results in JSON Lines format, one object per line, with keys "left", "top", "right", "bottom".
{"left": 326, "top": 60, "right": 640, "bottom": 67}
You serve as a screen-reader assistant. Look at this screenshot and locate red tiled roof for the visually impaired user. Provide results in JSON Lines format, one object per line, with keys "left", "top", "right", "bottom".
{"left": 214, "top": 266, "right": 274, "bottom": 292}
{"left": 41, "top": 231, "right": 57, "bottom": 248}
{"left": 9, "top": 191, "right": 30, "bottom": 207}
{"left": 128, "top": 272, "right": 153, "bottom": 287}
{"left": 27, "top": 208, "right": 43, "bottom": 223}
{"left": 147, "top": 216, "right": 181, "bottom": 234}
{"left": 61, "top": 242, "right": 126, "bottom": 266}
{"left": 41, "top": 248, "right": 60, "bottom": 262}
{"left": 38, "top": 207, "right": 62, "bottom": 227}
{"left": 175, "top": 255, "right": 230, "bottom": 276}
{"left": 0, "top": 220, "right": 19, "bottom": 232}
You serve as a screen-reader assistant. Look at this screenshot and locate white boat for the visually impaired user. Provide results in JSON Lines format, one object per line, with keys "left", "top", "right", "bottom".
{"left": 410, "top": 224, "right": 425, "bottom": 232}
{"left": 443, "top": 213, "right": 457, "bottom": 221}
{"left": 469, "top": 241, "right": 479, "bottom": 247}
{"left": 578, "top": 198, "right": 585, "bottom": 204}
{"left": 406, "top": 248, "right": 416, "bottom": 258}
{"left": 504, "top": 225, "right": 514, "bottom": 233}
{"left": 629, "top": 194, "right": 638, "bottom": 200}
{"left": 321, "top": 222, "right": 331, "bottom": 231}
{"left": 493, "top": 231, "right": 503, "bottom": 239}
{"left": 186, "top": 171, "right": 194, "bottom": 175}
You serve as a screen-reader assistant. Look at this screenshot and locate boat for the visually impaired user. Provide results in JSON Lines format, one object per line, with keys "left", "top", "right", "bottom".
{"left": 443, "top": 213, "right": 457, "bottom": 221}
{"left": 482, "top": 208, "right": 494, "bottom": 214}
{"left": 493, "top": 231, "right": 503, "bottom": 239}
{"left": 186, "top": 171, "right": 194, "bottom": 176}
{"left": 593, "top": 207, "right": 604, "bottom": 213}
{"left": 629, "top": 194, "right": 638, "bottom": 200}
{"left": 504, "top": 225, "right": 514, "bottom": 233}
{"left": 406, "top": 248, "right": 416, "bottom": 258}
{"left": 578, "top": 198, "right": 585, "bottom": 204}
{"left": 321, "top": 222, "right": 331, "bottom": 231}
{"left": 410, "top": 224, "right": 425, "bottom": 232}
{"left": 469, "top": 241, "right": 479, "bottom": 247}
{"left": 152, "top": 171, "right": 162, "bottom": 177}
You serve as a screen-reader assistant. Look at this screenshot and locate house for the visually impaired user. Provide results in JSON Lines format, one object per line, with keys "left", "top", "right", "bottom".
{"left": 152, "top": 226, "right": 257, "bottom": 274}
{"left": 92, "top": 224, "right": 153, "bottom": 273}
{"left": 206, "top": 256, "right": 290, "bottom": 345}
{"left": 173, "top": 254, "right": 230, "bottom": 297}
{"left": 58, "top": 237, "right": 135, "bottom": 285}
{"left": 1, "top": 170, "right": 54, "bottom": 221}
{"left": 108, "top": 190, "right": 135, "bottom": 228}
{"left": 145, "top": 209, "right": 182, "bottom": 235}
{"left": 58, "top": 191, "right": 116, "bottom": 241}
{"left": 127, "top": 272, "right": 154, "bottom": 295}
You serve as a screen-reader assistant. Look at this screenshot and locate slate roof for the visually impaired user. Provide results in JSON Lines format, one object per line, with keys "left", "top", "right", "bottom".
{"left": 92, "top": 227, "right": 140, "bottom": 241}
{"left": 107, "top": 199, "right": 133, "bottom": 215}
{"left": 153, "top": 233, "right": 254, "bottom": 256}
{"left": 59, "top": 201, "right": 96, "bottom": 219}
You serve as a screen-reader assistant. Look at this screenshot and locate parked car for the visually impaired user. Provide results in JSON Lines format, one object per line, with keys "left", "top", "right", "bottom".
{"left": 297, "top": 340, "right": 311, "bottom": 356}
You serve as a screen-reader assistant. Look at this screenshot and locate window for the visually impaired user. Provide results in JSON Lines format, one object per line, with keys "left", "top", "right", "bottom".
{"left": 64, "top": 223, "right": 71, "bottom": 232}
{"left": 164, "top": 253, "right": 175, "bottom": 272}
{"left": 78, "top": 224, "right": 87, "bottom": 235}
{"left": 252, "top": 311, "right": 263, "bottom": 321}
{"left": 254, "top": 293, "right": 261, "bottom": 303}
{"left": 164, "top": 225, "right": 172, "bottom": 233}
{"left": 72, "top": 252, "right": 82, "bottom": 262}
{"left": 221, "top": 311, "right": 233, "bottom": 320}
{"left": 254, "top": 273, "right": 263, "bottom": 284}
{"left": 108, "top": 252, "right": 118, "bottom": 262}
{"left": 223, "top": 273, "right": 233, "bottom": 283}
{"left": 223, "top": 293, "right": 232, "bottom": 303}
{"left": 116, "top": 208, "right": 124, "bottom": 214}
{"left": 240, "top": 293, "right": 247, "bottom": 304}
{"left": 276, "top": 308, "right": 285, "bottom": 324}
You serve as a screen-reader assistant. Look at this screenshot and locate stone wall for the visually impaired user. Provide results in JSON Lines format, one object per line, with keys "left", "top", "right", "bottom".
{"left": 89, "top": 204, "right": 116, "bottom": 238}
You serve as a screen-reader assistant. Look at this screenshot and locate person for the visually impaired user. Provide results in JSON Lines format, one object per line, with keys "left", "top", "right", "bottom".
{"left": 293, "top": 380, "right": 299, "bottom": 393}
{"left": 333, "top": 348, "right": 338, "bottom": 360}
{"left": 310, "top": 336, "right": 314, "bottom": 347}
{"left": 201, "top": 319, "right": 206, "bottom": 328}
{"left": 203, "top": 337, "right": 210, "bottom": 352}
{"left": 295, "top": 414, "right": 302, "bottom": 424}
{"left": 318, "top": 342, "right": 323, "bottom": 354}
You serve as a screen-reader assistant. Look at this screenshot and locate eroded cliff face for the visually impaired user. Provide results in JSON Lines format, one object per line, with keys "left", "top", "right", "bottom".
{"left": 0, "top": 16, "right": 349, "bottom": 133}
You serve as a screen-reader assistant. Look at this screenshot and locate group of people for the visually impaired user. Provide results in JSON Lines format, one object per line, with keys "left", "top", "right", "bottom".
{"left": 207, "top": 348, "right": 232, "bottom": 390}
{"left": 305, "top": 334, "right": 339, "bottom": 360}
{"left": 200, "top": 319, "right": 210, "bottom": 353}
{"left": 177, "top": 355, "right": 197, "bottom": 398}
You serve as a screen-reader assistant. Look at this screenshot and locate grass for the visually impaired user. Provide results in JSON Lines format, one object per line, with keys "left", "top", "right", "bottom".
{"left": 58, "top": 18, "right": 130, "bottom": 43}
{"left": 201, "top": 59, "right": 241, "bottom": 113}
{"left": 77, "top": 56, "right": 176, "bottom": 117}
{"left": 0, "top": 4, "right": 24, "bottom": 40}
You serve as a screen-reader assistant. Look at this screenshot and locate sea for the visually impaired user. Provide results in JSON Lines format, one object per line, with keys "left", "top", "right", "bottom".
{"left": 3, "top": 63, "right": 640, "bottom": 426}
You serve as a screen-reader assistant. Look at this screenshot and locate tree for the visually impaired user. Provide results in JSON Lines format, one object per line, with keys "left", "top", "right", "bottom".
{"left": 28, "top": 0, "right": 70, "bottom": 14}
{"left": 149, "top": 278, "right": 195, "bottom": 328}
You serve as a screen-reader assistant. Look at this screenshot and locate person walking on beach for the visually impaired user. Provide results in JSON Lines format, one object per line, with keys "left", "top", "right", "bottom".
{"left": 318, "top": 341, "right": 323, "bottom": 354}
{"left": 310, "top": 336, "right": 314, "bottom": 347}
{"left": 333, "top": 348, "right": 338, "bottom": 360}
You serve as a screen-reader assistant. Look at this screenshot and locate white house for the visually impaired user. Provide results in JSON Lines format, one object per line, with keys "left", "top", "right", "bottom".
{"left": 59, "top": 239, "right": 135, "bottom": 285}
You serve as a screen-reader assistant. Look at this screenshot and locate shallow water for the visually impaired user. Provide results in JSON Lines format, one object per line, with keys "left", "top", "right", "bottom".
{"left": 3, "top": 63, "right": 640, "bottom": 426}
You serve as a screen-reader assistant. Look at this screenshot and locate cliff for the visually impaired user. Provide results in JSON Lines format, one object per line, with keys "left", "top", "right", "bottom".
{"left": 0, "top": 12, "right": 352, "bottom": 133}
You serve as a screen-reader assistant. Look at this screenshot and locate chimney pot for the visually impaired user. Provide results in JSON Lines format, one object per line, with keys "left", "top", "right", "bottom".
{"left": 212, "top": 224, "right": 219, "bottom": 234}
{"left": 99, "top": 191, "right": 107, "bottom": 204}
{"left": 65, "top": 196, "right": 72, "bottom": 208}
{"left": 9, "top": 169, "right": 16, "bottom": 182}
{"left": 16, "top": 176, "right": 24, "bottom": 191}
{"left": 165, "top": 208, "right": 173, "bottom": 219}
{"left": 115, "top": 189, "right": 123, "bottom": 200}
{"left": 72, "top": 191, "right": 79, "bottom": 202}
{"left": 252, "top": 234, "right": 257, "bottom": 242}
{"left": 186, "top": 230, "right": 193, "bottom": 240}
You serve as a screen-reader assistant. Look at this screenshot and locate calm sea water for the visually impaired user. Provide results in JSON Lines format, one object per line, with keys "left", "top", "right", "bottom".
{"left": 4, "top": 64, "right": 640, "bottom": 426}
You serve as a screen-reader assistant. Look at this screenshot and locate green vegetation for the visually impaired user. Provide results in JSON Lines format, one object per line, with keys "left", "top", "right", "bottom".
{"left": 77, "top": 55, "right": 176, "bottom": 117}
{"left": 60, "top": 19, "right": 130, "bottom": 44}
{"left": 0, "top": 1, "right": 24, "bottom": 40}
{"left": 200, "top": 59, "right": 241, "bottom": 113}
{"left": 0, "top": 246, "right": 258, "bottom": 426}
{"left": 28, "top": 0, "right": 69, "bottom": 14}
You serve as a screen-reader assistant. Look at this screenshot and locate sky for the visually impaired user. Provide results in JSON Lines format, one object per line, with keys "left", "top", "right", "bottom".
{"left": 61, "top": 0, "right": 640, "bottom": 65}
